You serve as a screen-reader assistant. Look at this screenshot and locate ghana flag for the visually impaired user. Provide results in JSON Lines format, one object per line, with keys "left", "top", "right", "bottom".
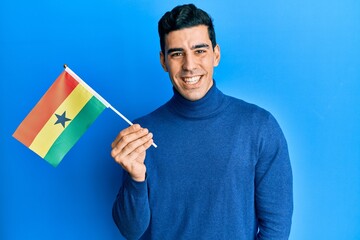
{"left": 13, "top": 66, "right": 110, "bottom": 167}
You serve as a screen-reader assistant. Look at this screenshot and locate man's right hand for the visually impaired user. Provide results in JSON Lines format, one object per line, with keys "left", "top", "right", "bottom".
{"left": 111, "top": 124, "right": 154, "bottom": 182}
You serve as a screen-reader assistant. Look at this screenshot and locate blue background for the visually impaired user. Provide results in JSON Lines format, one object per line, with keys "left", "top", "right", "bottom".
{"left": 1, "top": 0, "right": 359, "bottom": 239}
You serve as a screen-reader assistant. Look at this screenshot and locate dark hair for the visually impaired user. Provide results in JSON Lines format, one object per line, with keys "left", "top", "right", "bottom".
{"left": 158, "top": 4, "right": 217, "bottom": 54}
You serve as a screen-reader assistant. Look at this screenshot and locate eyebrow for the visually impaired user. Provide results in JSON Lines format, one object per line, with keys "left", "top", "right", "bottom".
{"left": 166, "top": 43, "right": 210, "bottom": 55}
{"left": 192, "top": 43, "right": 210, "bottom": 49}
{"left": 167, "top": 48, "right": 183, "bottom": 55}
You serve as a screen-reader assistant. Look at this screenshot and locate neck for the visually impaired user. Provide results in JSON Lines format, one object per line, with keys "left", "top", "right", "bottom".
{"left": 167, "top": 82, "right": 226, "bottom": 119}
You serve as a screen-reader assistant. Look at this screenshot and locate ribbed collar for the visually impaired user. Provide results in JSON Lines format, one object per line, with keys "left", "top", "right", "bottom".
{"left": 166, "top": 81, "right": 228, "bottom": 119}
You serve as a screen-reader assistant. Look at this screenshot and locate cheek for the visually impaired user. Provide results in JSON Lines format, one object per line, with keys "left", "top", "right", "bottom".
{"left": 202, "top": 58, "right": 215, "bottom": 70}
{"left": 167, "top": 62, "right": 181, "bottom": 76}
{"left": 201, "top": 54, "right": 214, "bottom": 64}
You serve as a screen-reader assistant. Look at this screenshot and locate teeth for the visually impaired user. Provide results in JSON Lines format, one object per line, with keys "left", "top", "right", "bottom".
{"left": 184, "top": 76, "right": 201, "bottom": 84}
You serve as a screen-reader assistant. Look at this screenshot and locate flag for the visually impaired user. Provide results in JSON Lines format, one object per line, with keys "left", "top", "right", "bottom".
{"left": 13, "top": 67, "right": 108, "bottom": 167}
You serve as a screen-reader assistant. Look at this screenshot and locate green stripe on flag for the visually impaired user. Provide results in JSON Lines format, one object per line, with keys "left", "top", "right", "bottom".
{"left": 44, "top": 96, "right": 106, "bottom": 167}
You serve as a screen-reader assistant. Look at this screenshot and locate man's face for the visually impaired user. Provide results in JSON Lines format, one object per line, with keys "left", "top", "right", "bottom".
{"left": 160, "top": 25, "right": 220, "bottom": 101}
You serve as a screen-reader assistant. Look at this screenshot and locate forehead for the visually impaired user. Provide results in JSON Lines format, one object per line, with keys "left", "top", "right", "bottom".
{"left": 164, "top": 25, "right": 211, "bottom": 49}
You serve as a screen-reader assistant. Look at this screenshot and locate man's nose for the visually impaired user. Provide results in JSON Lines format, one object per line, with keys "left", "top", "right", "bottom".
{"left": 182, "top": 54, "right": 196, "bottom": 71}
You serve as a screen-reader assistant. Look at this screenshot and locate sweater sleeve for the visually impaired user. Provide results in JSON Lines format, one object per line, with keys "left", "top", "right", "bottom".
{"left": 112, "top": 173, "right": 151, "bottom": 240}
{"left": 255, "top": 113, "right": 293, "bottom": 240}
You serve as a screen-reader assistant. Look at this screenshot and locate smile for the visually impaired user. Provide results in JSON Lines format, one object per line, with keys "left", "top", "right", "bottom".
{"left": 183, "top": 76, "right": 201, "bottom": 85}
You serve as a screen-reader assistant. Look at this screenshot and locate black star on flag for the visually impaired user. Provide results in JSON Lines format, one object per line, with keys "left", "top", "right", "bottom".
{"left": 54, "top": 111, "right": 71, "bottom": 128}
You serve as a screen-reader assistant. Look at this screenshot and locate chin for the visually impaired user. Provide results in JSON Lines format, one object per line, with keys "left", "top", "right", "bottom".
{"left": 183, "top": 91, "right": 206, "bottom": 101}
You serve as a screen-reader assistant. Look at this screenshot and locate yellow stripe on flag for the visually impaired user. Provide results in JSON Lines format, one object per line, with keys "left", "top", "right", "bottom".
{"left": 29, "top": 84, "right": 93, "bottom": 157}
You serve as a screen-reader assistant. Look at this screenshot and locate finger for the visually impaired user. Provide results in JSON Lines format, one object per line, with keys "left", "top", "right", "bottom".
{"left": 111, "top": 124, "right": 142, "bottom": 148}
{"left": 112, "top": 125, "right": 149, "bottom": 153}
{"left": 111, "top": 129, "right": 150, "bottom": 159}
{"left": 119, "top": 132, "right": 153, "bottom": 158}
{"left": 128, "top": 137, "right": 154, "bottom": 162}
{"left": 111, "top": 129, "right": 152, "bottom": 160}
{"left": 118, "top": 137, "right": 154, "bottom": 167}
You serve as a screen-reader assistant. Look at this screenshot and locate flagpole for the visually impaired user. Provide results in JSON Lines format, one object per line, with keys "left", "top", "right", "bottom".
{"left": 108, "top": 105, "right": 158, "bottom": 148}
{"left": 63, "top": 64, "right": 157, "bottom": 148}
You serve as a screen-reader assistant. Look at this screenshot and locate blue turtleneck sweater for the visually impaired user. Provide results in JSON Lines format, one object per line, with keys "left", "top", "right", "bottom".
{"left": 113, "top": 83, "right": 293, "bottom": 239}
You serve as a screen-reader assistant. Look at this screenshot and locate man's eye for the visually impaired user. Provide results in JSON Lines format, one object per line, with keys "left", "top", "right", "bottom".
{"left": 171, "top": 52, "right": 183, "bottom": 57}
{"left": 195, "top": 49, "right": 206, "bottom": 54}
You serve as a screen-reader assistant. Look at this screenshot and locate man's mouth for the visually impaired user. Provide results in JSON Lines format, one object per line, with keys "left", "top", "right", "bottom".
{"left": 183, "top": 76, "right": 201, "bottom": 85}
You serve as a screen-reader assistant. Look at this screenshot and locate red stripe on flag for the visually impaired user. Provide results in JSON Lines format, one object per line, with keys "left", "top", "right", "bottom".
{"left": 13, "top": 71, "right": 79, "bottom": 147}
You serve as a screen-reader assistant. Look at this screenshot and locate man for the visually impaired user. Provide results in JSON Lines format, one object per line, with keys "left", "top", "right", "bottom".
{"left": 111, "top": 4, "right": 293, "bottom": 239}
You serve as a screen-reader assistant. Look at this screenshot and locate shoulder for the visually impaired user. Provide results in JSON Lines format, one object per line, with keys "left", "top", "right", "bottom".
{"left": 223, "top": 95, "right": 288, "bottom": 154}
{"left": 223, "top": 94, "right": 286, "bottom": 141}
{"left": 224, "top": 94, "right": 273, "bottom": 123}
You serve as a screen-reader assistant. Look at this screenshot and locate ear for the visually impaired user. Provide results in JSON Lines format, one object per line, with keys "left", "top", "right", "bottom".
{"left": 160, "top": 51, "right": 168, "bottom": 72}
{"left": 213, "top": 44, "right": 221, "bottom": 67}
